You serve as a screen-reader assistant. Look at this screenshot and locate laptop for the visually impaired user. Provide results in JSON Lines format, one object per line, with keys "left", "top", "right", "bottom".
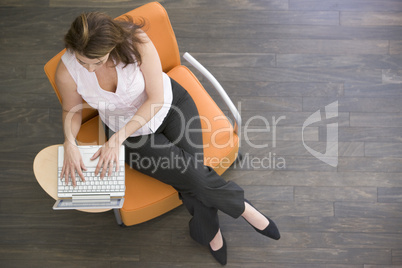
{"left": 53, "top": 145, "right": 125, "bottom": 210}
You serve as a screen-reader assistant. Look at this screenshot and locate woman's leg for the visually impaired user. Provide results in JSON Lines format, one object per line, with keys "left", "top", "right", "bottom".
{"left": 159, "top": 80, "right": 278, "bottom": 241}
{"left": 125, "top": 132, "right": 245, "bottom": 219}
{"left": 181, "top": 192, "right": 220, "bottom": 246}
{"left": 122, "top": 79, "right": 245, "bottom": 245}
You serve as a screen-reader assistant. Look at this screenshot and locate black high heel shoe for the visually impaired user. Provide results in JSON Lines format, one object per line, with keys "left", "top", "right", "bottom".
{"left": 244, "top": 199, "right": 281, "bottom": 240}
{"left": 209, "top": 236, "right": 227, "bottom": 265}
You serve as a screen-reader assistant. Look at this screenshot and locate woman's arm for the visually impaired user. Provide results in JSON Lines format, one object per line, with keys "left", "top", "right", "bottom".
{"left": 118, "top": 32, "right": 165, "bottom": 144}
{"left": 93, "top": 32, "right": 165, "bottom": 178}
{"left": 55, "top": 61, "right": 87, "bottom": 186}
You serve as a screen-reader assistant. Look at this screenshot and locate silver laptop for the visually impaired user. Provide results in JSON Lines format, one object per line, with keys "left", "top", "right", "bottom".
{"left": 53, "top": 145, "right": 125, "bottom": 210}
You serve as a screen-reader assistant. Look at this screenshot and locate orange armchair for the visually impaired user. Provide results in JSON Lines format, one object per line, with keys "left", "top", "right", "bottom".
{"left": 44, "top": 2, "right": 241, "bottom": 226}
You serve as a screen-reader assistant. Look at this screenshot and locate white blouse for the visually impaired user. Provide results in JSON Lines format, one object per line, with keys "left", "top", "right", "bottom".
{"left": 61, "top": 50, "right": 173, "bottom": 137}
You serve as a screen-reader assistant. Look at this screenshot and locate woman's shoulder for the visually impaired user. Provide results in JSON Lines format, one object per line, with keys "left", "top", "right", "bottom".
{"left": 57, "top": 50, "right": 79, "bottom": 82}
{"left": 56, "top": 51, "right": 77, "bottom": 87}
{"left": 61, "top": 49, "right": 76, "bottom": 65}
{"left": 55, "top": 59, "right": 75, "bottom": 86}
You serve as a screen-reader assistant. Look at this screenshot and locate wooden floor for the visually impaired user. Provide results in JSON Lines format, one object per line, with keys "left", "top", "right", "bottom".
{"left": 1, "top": 0, "right": 402, "bottom": 267}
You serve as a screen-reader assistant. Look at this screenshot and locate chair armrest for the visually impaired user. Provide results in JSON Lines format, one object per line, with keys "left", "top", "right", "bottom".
{"left": 183, "top": 52, "right": 241, "bottom": 135}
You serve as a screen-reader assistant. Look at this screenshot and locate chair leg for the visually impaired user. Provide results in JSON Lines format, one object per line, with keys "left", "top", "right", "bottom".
{"left": 113, "top": 209, "right": 123, "bottom": 226}
{"left": 230, "top": 150, "right": 243, "bottom": 168}
{"left": 235, "top": 150, "right": 243, "bottom": 162}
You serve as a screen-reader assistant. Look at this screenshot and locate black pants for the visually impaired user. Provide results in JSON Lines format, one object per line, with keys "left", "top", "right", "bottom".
{"left": 105, "top": 79, "right": 245, "bottom": 245}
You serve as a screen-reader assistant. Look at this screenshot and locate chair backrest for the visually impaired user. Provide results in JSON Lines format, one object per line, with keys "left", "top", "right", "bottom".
{"left": 44, "top": 2, "right": 180, "bottom": 123}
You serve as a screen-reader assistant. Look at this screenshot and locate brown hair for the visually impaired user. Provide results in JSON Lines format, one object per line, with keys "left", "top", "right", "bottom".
{"left": 64, "top": 12, "right": 145, "bottom": 67}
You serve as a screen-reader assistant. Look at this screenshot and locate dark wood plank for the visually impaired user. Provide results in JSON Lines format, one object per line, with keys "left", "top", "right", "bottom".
{"left": 392, "top": 250, "right": 402, "bottom": 264}
{"left": 183, "top": 53, "right": 275, "bottom": 68}
{"left": 0, "top": 93, "right": 61, "bottom": 108}
{"left": 277, "top": 54, "right": 402, "bottom": 69}
{"left": 174, "top": 24, "right": 402, "bottom": 41}
{"left": 241, "top": 186, "right": 294, "bottom": 201}
{"left": 382, "top": 69, "right": 402, "bottom": 84}
{"left": 227, "top": 231, "right": 402, "bottom": 249}
{"left": 336, "top": 127, "right": 402, "bottom": 142}
{"left": 308, "top": 216, "right": 402, "bottom": 234}
{"left": 232, "top": 155, "right": 337, "bottom": 172}
{"left": 289, "top": 0, "right": 402, "bottom": 12}
{"left": 341, "top": 11, "right": 402, "bottom": 26}
{"left": 378, "top": 187, "right": 402, "bottom": 203}
{"left": 178, "top": 37, "right": 389, "bottom": 54}
{"left": 239, "top": 111, "right": 350, "bottom": 127}
{"left": 334, "top": 202, "right": 402, "bottom": 218}
{"left": 257, "top": 82, "right": 344, "bottom": 97}
{"left": 363, "top": 264, "right": 400, "bottom": 268}
{"left": 0, "top": 152, "right": 38, "bottom": 182}
{"left": 200, "top": 67, "right": 382, "bottom": 83}
{"left": 0, "top": 206, "right": 188, "bottom": 230}
{"left": 225, "top": 170, "right": 402, "bottom": 188}
{"left": 111, "top": 262, "right": 193, "bottom": 268}
{"left": 216, "top": 247, "right": 390, "bottom": 264}
{"left": 345, "top": 83, "right": 402, "bottom": 97}
{"left": 0, "top": 228, "right": 172, "bottom": 246}
{"left": 303, "top": 97, "right": 402, "bottom": 113}
{"left": 240, "top": 201, "right": 334, "bottom": 218}
{"left": 0, "top": 244, "right": 140, "bottom": 262}
{"left": 0, "top": 123, "right": 18, "bottom": 137}
{"left": 169, "top": 10, "right": 340, "bottom": 25}
{"left": 350, "top": 113, "right": 402, "bottom": 127}
{"left": 50, "top": 0, "right": 289, "bottom": 10}
{"left": 338, "top": 157, "right": 402, "bottom": 172}
{"left": 0, "top": 198, "right": 58, "bottom": 214}
{"left": 0, "top": 7, "right": 127, "bottom": 22}
{"left": 0, "top": 182, "right": 49, "bottom": 199}
{"left": 0, "top": 137, "right": 63, "bottom": 153}
{"left": 390, "top": 40, "right": 402, "bottom": 54}
{"left": 295, "top": 186, "right": 377, "bottom": 202}
{"left": 199, "top": 81, "right": 344, "bottom": 98}
{"left": 0, "top": 78, "right": 55, "bottom": 94}
{"left": 0, "top": 65, "right": 25, "bottom": 79}
{"left": 0, "top": 211, "right": 125, "bottom": 229}
{"left": 240, "top": 126, "right": 319, "bottom": 142}
{"left": 365, "top": 142, "right": 402, "bottom": 157}
{"left": 0, "top": 0, "right": 49, "bottom": 7}
{"left": 240, "top": 141, "right": 364, "bottom": 157}
{"left": 237, "top": 96, "right": 303, "bottom": 111}
{"left": 0, "top": 107, "right": 50, "bottom": 123}
{"left": 17, "top": 122, "right": 64, "bottom": 138}
{"left": 0, "top": 260, "right": 110, "bottom": 268}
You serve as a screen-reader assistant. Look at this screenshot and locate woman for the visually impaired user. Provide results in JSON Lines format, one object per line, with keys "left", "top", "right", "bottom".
{"left": 56, "top": 12, "right": 280, "bottom": 265}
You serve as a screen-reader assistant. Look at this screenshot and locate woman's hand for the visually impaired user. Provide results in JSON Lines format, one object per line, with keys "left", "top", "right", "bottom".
{"left": 91, "top": 136, "right": 121, "bottom": 179}
{"left": 60, "top": 141, "right": 87, "bottom": 187}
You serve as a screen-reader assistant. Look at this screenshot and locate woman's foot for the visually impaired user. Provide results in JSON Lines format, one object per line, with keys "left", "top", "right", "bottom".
{"left": 242, "top": 200, "right": 280, "bottom": 240}
{"left": 242, "top": 201, "right": 269, "bottom": 230}
{"left": 209, "top": 229, "right": 227, "bottom": 265}
{"left": 209, "top": 229, "right": 224, "bottom": 251}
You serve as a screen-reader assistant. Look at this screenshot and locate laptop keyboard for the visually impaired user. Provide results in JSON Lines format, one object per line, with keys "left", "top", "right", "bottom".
{"left": 58, "top": 167, "right": 125, "bottom": 194}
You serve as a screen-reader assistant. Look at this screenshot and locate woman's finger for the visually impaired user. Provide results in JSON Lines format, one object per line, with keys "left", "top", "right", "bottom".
{"left": 70, "top": 166, "right": 77, "bottom": 187}
{"left": 76, "top": 166, "right": 86, "bottom": 183}
{"left": 60, "top": 164, "right": 66, "bottom": 182}
{"left": 80, "top": 158, "right": 87, "bottom": 172}
{"left": 95, "top": 157, "right": 103, "bottom": 177}
{"left": 108, "top": 158, "right": 114, "bottom": 177}
{"left": 91, "top": 148, "right": 101, "bottom": 160}
{"left": 100, "top": 161, "right": 108, "bottom": 179}
{"left": 64, "top": 168, "right": 69, "bottom": 185}
{"left": 115, "top": 155, "right": 120, "bottom": 173}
